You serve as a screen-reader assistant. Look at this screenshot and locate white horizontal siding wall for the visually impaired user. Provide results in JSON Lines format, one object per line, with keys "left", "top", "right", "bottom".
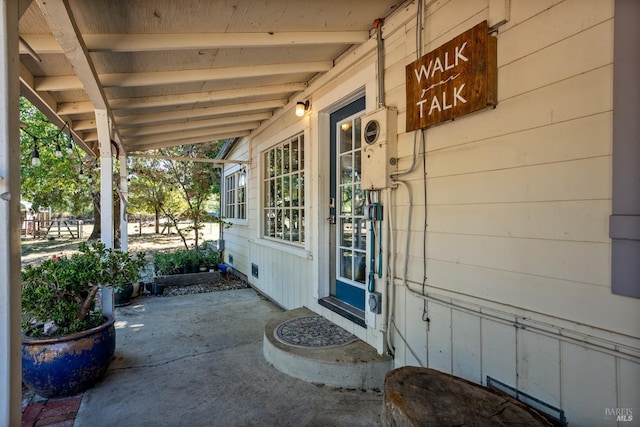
{"left": 383, "top": 0, "right": 640, "bottom": 425}
{"left": 248, "top": 240, "right": 310, "bottom": 311}
{"left": 220, "top": 137, "right": 252, "bottom": 277}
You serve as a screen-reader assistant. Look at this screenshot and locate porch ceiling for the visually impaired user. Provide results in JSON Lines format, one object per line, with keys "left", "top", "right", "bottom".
{"left": 18, "top": 0, "right": 404, "bottom": 156}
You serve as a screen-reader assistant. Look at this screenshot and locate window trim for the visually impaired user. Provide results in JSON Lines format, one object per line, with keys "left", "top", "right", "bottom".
{"left": 223, "top": 168, "right": 247, "bottom": 223}
{"left": 262, "top": 132, "right": 305, "bottom": 245}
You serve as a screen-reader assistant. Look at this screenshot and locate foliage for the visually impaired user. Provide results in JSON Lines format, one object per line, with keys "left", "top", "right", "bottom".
{"left": 158, "top": 142, "right": 224, "bottom": 250}
{"left": 153, "top": 244, "right": 220, "bottom": 275}
{"left": 128, "top": 156, "right": 176, "bottom": 234}
{"left": 20, "top": 97, "right": 96, "bottom": 215}
{"left": 21, "top": 242, "right": 146, "bottom": 337}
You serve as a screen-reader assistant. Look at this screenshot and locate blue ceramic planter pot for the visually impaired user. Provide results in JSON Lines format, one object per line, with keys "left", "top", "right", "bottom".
{"left": 22, "top": 316, "right": 116, "bottom": 397}
{"left": 114, "top": 283, "right": 134, "bottom": 307}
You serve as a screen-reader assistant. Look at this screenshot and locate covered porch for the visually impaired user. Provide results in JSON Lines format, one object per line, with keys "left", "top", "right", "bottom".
{"left": 23, "top": 288, "right": 387, "bottom": 426}
{"left": 2, "top": 0, "right": 407, "bottom": 422}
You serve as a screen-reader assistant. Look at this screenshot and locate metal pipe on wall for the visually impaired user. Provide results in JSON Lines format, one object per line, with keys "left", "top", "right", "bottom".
{"left": 374, "top": 18, "right": 385, "bottom": 108}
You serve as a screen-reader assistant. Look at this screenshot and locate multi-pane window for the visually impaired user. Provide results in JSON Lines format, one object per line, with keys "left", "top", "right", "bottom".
{"left": 224, "top": 170, "right": 246, "bottom": 220}
{"left": 263, "top": 133, "right": 304, "bottom": 244}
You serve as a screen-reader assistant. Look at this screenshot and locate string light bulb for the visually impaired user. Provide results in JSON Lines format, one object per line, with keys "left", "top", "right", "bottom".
{"left": 66, "top": 133, "right": 74, "bottom": 154}
{"left": 54, "top": 135, "right": 63, "bottom": 158}
{"left": 31, "top": 138, "right": 41, "bottom": 167}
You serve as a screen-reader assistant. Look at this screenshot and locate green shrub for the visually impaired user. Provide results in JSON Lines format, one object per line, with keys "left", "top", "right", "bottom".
{"left": 22, "top": 242, "right": 146, "bottom": 336}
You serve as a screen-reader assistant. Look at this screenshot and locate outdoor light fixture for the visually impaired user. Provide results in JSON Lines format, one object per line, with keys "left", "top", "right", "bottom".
{"left": 295, "top": 100, "right": 310, "bottom": 117}
{"left": 66, "top": 132, "right": 74, "bottom": 155}
{"left": 54, "top": 135, "right": 63, "bottom": 158}
{"left": 31, "top": 139, "right": 41, "bottom": 167}
{"left": 31, "top": 147, "right": 41, "bottom": 167}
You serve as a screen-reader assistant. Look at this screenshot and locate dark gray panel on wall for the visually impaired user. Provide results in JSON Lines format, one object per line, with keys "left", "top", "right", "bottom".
{"left": 611, "top": 0, "right": 640, "bottom": 297}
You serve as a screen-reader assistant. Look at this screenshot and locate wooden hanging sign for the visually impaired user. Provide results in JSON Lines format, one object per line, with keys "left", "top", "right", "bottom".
{"left": 406, "top": 20, "right": 497, "bottom": 131}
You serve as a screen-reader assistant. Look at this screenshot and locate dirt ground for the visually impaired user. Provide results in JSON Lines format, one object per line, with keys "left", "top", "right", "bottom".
{"left": 21, "top": 221, "right": 221, "bottom": 268}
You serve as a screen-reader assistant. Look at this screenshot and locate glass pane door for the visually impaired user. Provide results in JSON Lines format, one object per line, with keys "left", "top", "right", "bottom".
{"left": 335, "top": 114, "right": 366, "bottom": 310}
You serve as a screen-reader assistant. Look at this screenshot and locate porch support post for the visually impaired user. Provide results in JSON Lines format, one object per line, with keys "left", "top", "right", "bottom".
{"left": 0, "top": 0, "right": 22, "bottom": 424}
{"left": 96, "top": 109, "right": 113, "bottom": 248}
{"left": 119, "top": 151, "right": 128, "bottom": 252}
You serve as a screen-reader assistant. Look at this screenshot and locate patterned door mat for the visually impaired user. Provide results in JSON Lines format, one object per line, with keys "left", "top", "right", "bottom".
{"left": 274, "top": 316, "right": 359, "bottom": 349}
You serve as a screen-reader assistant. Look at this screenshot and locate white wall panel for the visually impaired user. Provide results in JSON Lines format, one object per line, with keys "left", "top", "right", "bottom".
{"left": 481, "top": 319, "right": 516, "bottom": 387}
{"left": 516, "top": 329, "right": 561, "bottom": 408}
{"left": 424, "top": 65, "right": 612, "bottom": 152}
{"left": 428, "top": 156, "right": 611, "bottom": 206}
{"left": 451, "top": 311, "right": 482, "bottom": 383}
{"left": 428, "top": 200, "right": 610, "bottom": 243}
{"left": 618, "top": 359, "right": 640, "bottom": 414}
{"left": 426, "top": 112, "right": 612, "bottom": 179}
{"left": 561, "top": 342, "right": 617, "bottom": 425}
{"left": 499, "top": 20, "right": 613, "bottom": 101}
{"left": 392, "top": 286, "right": 408, "bottom": 366}
{"left": 424, "top": 1, "right": 487, "bottom": 50}
{"left": 507, "top": 0, "right": 560, "bottom": 26}
{"left": 426, "top": 232, "right": 610, "bottom": 287}
{"left": 426, "top": 301, "right": 452, "bottom": 374}
{"left": 403, "top": 292, "right": 428, "bottom": 367}
{"left": 425, "top": 259, "right": 640, "bottom": 339}
{"left": 500, "top": 0, "right": 613, "bottom": 65}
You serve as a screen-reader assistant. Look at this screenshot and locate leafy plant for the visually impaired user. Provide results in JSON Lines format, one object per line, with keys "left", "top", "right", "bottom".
{"left": 198, "top": 245, "right": 220, "bottom": 268}
{"left": 21, "top": 242, "right": 147, "bottom": 337}
{"left": 152, "top": 246, "right": 220, "bottom": 275}
{"left": 153, "top": 251, "right": 175, "bottom": 275}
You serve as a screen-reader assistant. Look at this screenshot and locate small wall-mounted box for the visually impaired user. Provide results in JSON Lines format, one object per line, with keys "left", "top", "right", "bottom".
{"left": 361, "top": 107, "right": 398, "bottom": 190}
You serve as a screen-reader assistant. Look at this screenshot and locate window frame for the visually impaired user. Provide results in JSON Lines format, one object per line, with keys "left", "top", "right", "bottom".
{"left": 223, "top": 168, "right": 247, "bottom": 222}
{"left": 262, "top": 132, "right": 305, "bottom": 245}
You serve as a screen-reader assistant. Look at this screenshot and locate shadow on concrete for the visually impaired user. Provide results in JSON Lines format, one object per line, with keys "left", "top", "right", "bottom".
{"left": 75, "top": 289, "right": 384, "bottom": 426}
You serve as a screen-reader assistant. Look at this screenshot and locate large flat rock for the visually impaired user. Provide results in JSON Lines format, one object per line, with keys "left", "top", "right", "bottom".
{"left": 383, "top": 367, "right": 552, "bottom": 426}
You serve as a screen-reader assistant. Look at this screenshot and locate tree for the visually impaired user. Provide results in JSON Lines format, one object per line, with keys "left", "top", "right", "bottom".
{"left": 128, "top": 156, "right": 174, "bottom": 234}
{"left": 128, "top": 142, "right": 223, "bottom": 250}
{"left": 162, "top": 142, "right": 223, "bottom": 250}
{"left": 19, "top": 97, "right": 95, "bottom": 217}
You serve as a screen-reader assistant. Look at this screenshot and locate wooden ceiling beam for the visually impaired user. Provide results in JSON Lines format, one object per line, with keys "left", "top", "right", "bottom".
{"left": 20, "top": 31, "right": 369, "bottom": 53}
{"left": 128, "top": 153, "right": 250, "bottom": 165}
{"left": 123, "top": 122, "right": 261, "bottom": 147}
{"left": 114, "top": 99, "right": 286, "bottom": 127}
{"left": 126, "top": 131, "right": 251, "bottom": 152}
{"left": 109, "top": 83, "right": 306, "bottom": 111}
{"left": 73, "top": 119, "right": 96, "bottom": 131}
{"left": 35, "top": 61, "right": 332, "bottom": 91}
{"left": 119, "top": 112, "right": 272, "bottom": 137}
{"left": 35, "top": 0, "right": 109, "bottom": 110}
{"left": 57, "top": 101, "right": 94, "bottom": 115}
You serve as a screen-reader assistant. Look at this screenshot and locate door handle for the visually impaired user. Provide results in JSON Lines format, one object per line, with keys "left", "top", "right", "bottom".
{"left": 327, "top": 215, "right": 336, "bottom": 224}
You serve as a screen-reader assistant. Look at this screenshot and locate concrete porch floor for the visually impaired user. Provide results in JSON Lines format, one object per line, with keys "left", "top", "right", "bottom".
{"left": 63, "top": 288, "right": 385, "bottom": 426}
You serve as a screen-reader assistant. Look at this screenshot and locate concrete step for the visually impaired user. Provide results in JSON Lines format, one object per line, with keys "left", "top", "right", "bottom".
{"left": 263, "top": 307, "right": 392, "bottom": 389}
